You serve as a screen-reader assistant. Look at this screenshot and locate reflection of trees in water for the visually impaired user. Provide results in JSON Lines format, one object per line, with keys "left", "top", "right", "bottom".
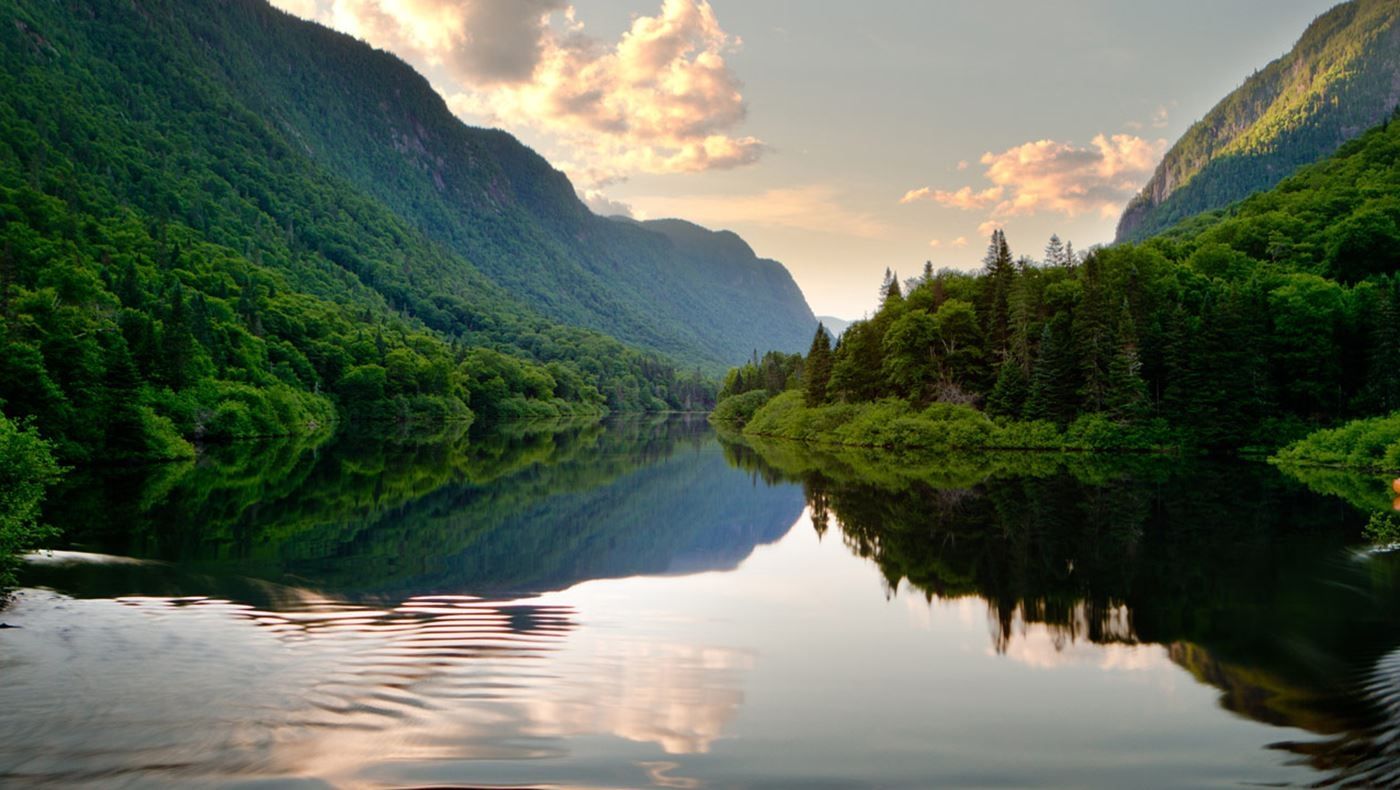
{"left": 728, "top": 435, "right": 1400, "bottom": 778}
{"left": 38, "top": 414, "right": 803, "bottom": 600}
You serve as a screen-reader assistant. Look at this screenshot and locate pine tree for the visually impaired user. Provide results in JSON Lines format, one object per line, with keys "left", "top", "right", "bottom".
{"left": 979, "top": 229, "right": 1016, "bottom": 364}
{"left": 1024, "top": 313, "right": 1080, "bottom": 426}
{"left": 1105, "top": 300, "right": 1148, "bottom": 421}
{"left": 1074, "top": 253, "right": 1115, "bottom": 412}
{"left": 1043, "top": 234, "right": 1065, "bottom": 268}
{"left": 987, "top": 360, "right": 1029, "bottom": 417}
{"left": 881, "top": 268, "right": 904, "bottom": 306}
{"left": 804, "top": 323, "right": 833, "bottom": 406}
{"left": 102, "top": 338, "right": 147, "bottom": 458}
{"left": 160, "top": 280, "right": 194, "bottom": 390}
{"left": 1363, "top": 276, "right": 1400, "bottom": 411}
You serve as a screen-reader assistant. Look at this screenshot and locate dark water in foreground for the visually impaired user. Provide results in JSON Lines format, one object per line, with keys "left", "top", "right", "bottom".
{"left": 3, "top": 416, "right": 1400, "bottom": 788}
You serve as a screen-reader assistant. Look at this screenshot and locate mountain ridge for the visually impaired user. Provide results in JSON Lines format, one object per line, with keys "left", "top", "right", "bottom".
{"left": 203, "top": 0, "right": 815, "bottom": 368}
{"left": 1116, "top": 0, "right": 1400, "bottom": 243}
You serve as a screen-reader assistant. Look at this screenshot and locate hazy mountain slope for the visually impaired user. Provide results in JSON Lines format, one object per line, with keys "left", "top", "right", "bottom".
{"left": 187, "top": 0, "right": 816, "bottom": 367}
{"left": 0, "top": 0, "right": 721, "bottom": 461}
{"left": 1116, "top": 0, "right": 1400, "bottom": 243}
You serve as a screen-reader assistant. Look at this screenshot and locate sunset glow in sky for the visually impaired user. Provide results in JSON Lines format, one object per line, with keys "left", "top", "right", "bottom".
{"left": 271, "top": 0, "right": 1338, "bottom": 318}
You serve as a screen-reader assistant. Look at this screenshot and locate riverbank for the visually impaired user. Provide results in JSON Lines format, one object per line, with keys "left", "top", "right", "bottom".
{"left": 715, "top": 390, "right": 1185, "bottom": 454}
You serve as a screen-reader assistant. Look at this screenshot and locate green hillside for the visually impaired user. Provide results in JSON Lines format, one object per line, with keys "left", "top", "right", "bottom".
{"left": 184, "top": 0, "right": 815, "bottom": 366}
{"left": 0, "top": 0, "right": 817, "bottom": 463}
{"left": 1116, "top": 0, "right": 1400, "bottom": 243}
{"left": 717, "top": 114, "right": 1400, "bottom": 452}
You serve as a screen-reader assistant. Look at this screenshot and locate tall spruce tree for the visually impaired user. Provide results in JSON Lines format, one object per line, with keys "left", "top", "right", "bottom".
{"left": 804, "top": 323, "right": 834, "bottom": 406}
{"left": 1025, "top": 313, "right": 1080, "bottom": 426}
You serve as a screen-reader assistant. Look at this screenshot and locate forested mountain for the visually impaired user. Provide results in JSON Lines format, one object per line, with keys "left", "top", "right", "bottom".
{"left": 0, "top": 0, "right": 814, "bottom": 463}
{"left": 1116, "top": 0, "right": 1400, "bottom": 243}
{"left": 175, "top": 0, "right": 814, "bottom": 366}
{"left": 718, "top": 113, "right": 1400, "bottom": 451}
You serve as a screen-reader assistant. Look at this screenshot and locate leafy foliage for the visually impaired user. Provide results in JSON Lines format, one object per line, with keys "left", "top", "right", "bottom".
{"left": 720, "top": 116, "right": 1400, "bottom": 452}
{"left": 1117, "top": 0, "right": 1400, "bottom": 242}
{"left": 0, "top": 413, "right": 60, "bottom": 593}
{"left": 0, "top": 0, "right": 728, "bottom": 461}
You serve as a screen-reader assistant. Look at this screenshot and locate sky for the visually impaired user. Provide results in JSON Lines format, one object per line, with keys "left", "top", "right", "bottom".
{"left": 270, "top": 0, "right": 1339, "bottom": 319}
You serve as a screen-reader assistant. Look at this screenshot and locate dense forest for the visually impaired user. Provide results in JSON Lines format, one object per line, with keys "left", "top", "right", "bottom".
{"left": 0, "top": 0, "right": 742, "bottom": 472}
{"left": 120, "top": 0, "right": 816, "bottom": 368}
{"left": 1116, "top": 0, "right": 1400, "bottom": 242}
{"left": 719, "top": 112, "right": 1400, "bottom": 455}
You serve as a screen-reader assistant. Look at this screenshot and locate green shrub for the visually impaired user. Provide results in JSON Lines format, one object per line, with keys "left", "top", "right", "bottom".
{"left": 0, "top": 414, "right": 62, "bottom": 593}
{"left": 710, "top": 390, "right": 773, "bottom": 425}
{"left": 1274, "top": 412, "right": 1400, "bottom": 470}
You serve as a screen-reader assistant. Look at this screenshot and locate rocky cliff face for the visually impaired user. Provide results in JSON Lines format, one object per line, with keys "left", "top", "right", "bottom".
{"left": 1116, "top": 0, "right": 1400, "bottom": 243}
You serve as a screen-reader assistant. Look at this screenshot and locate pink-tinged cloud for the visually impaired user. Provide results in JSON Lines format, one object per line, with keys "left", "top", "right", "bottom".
{"left": 977, "top": 134, "right": 1166, "bottom": 219}
{"left": 901, "top": 132, "right": 1166, "bottom": 225}
{"left": 928, "top": 239, "right": 942, "bottom": 248}
{"left": 900, "top": 185, "right": 1004, "bottom": 209}
{"left": 951, "top": 236, "right": 969, "bottom": 248}
{"left": 274, "top": 0, "right": 762, "bottom": 185}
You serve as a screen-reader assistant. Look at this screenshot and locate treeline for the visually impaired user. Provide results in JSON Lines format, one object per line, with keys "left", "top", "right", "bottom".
{"left": 720, "top": 115, "right": 1400, "bottom": 450}
{"left": 0, "top": 1, "right": 715, "bottom": 464}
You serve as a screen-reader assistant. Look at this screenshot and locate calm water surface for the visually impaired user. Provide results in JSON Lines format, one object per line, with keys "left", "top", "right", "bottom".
{"left": 2, "top": 416, "right": 1399, "bottom": 788}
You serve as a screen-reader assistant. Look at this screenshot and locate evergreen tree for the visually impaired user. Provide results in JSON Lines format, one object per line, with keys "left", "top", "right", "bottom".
{"left": 804, "top": 323, "right": 834, "bottom": 406}
{"left": 1024, "top": 313, "right": 1080, "bottom": 426}
{"left": 159, "top": 280, "right": 194, "bottom": 390}
{"left": 1104, "top": 301, "right": 1148, "bottom": 421}
{"left": 979, "top": 229, "right": 1016, "bottom": 364}
{"left": 881, "top": 268, "right": 904, "bottom": 306}
{"left": 1043, "top": 234, "right": 1066, "bottom": 268}
{"left": 1363, "top": 276, "right": 1400, "bottom": 411}
{"left": 987, "top": 360, "right": 1029, "bottom": 417}
{"left": 102, "top": 338, "right": 148, "bottom": 458}
{"left": 1074, "top": 253, "right": 1115, "bottom": 412}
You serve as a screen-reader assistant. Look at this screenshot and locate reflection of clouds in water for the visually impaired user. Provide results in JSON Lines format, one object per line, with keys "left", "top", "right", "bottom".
{"left": 999, "top": 627, "right": 1168, "bottom": 672}
{"left": 524, "top": 640, "right": 753, "bottom": 754}
{"left": 0, "top": 590, "right": 749, "bottom": 786}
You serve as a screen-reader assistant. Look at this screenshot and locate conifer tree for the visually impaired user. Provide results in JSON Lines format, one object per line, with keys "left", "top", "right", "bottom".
{"left": 102, "top": 338, "right": 148, "bottom": 458}
{"left": 1074, "top": 253, "right": 1114, "bottom": 411}
{"left": 804, "top": 323, "right": 834, "bottom": 406}
{"left": 1105, "top": 300, "right": 1148, "bottom": 421}
{"left": 979, "top": 229, "right": 1016, "bottom": 364}
{"left": 1043, "top": 234, "right": 1066, "bottom": 268}
{"left": 1024, "top": 313, "right": 1080, "bottom": 426}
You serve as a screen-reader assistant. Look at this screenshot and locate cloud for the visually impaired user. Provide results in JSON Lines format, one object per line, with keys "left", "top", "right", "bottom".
{"left": 927, "top": 239, "right": 942, "bottom": 248}
{"left": 902, "top": 133, "right": 1166, "bottom": 227}
{"left": 956, "top": 160, "right": 970, "bottom": 171}
{"left": 977, "top": 219, "right": 1001, "bottom": 236}
{"left": 629, "top": 184, "right": 890, "bottom": 238}
{"left": 579, "top": 188, "right": 635, "bottom": 218}
{"left": 900, "top": 185, "right": 1004, "bottom": 209}
{"left": 1125, "top": 104, "right": 1170, "bottom": 131}
{"left": 272, "top": 0, "right": 764, "bottom": 185}
{"left": 951, "top": 236, "right": 969, "bottom": 248}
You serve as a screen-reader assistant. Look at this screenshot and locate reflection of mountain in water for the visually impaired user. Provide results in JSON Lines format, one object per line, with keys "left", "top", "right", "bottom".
{"left": 35, "top": 417, "right": 804, "bottom": 600}
{"left": 726, "top": 434, "right": 1400, "bottom": 779}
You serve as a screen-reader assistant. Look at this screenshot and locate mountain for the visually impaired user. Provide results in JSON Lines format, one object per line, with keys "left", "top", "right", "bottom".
{"left": 179, "top": 0, "right": 815, "bottom": 367}
{"left": 0, "top": 0, "right": 813, "bottom": 461}
{"left": 1115, "top": 0, "right": 1400, "bottom": 243}
{"left": 816, "top": 316, "right": 852, "bottom": 338}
